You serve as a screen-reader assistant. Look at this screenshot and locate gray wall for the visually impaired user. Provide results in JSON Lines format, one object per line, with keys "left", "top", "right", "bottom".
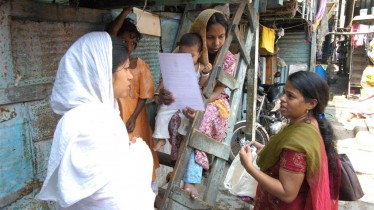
{"left": 277, "top": 31, "right": 311, "bottom": 75}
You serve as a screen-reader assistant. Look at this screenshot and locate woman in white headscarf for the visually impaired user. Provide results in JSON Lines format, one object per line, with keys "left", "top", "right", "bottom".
{"left": 36, "top": 32, "right": 155, "bottom": 209}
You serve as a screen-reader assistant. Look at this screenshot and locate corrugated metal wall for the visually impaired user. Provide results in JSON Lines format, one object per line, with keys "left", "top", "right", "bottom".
{"left": 277, "top": 31, "right": 311, "bottom": 75}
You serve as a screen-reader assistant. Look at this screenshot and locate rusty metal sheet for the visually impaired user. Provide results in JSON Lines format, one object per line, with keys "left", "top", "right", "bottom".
{"left": 160, "top": 15, "right": 180, "bottom": 53}
{"left": 131, "top": 35, "right": 162, "bottom": 88}
{"left": 2, "top": 188, "right": 49, "bottom": 210}
{"left": 27, "top": 98, "right": 60, "bottom": 142}
{"left": 0, "top": 104, "right": 34, "bottom": 208}
{"left": 0, "top": 1, "right": 13, "bottom": 90}
{"left": 34, "top": 139, "right": 53, "bottom": 181}
{"left": 10, "top": 17, "right": 103, "bottom": 87}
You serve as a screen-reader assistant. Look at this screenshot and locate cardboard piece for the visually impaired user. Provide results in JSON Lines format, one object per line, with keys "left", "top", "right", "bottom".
{"left": 133, "top": 7, "right": 161, "bottom": 37}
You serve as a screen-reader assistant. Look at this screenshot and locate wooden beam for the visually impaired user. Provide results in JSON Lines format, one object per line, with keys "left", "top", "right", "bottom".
{"left": 217, "top": 70, "right": 239, "bottom": 91}
{"left": 234, "top": 27, "right": 251, "bottom": 64}
{"left": 247, "top": 0, "right": 258, "bottom": 31}
{"left": 0, "top": 83, "right": 53, "bottom": 106}
{"left": 329, "top": 31, "right": 374, "bottom": 35}
{"left": 77, "top": 0, "right": 142, "bottom": 9}
{"left": 11, "top": 0, "right": 108, "bottom": 23}
{"left": 189, "top": 129, "right": 230, "bottom": 161}
{"left": 245, "top": 21, "right": 259, "bottom": 141}
{"left": 157, "top": 151, "right": 174, "bottom": 168}
{"left": 168, "top": 186, "right": 212, "bottom": 209}
{"left": 259, "top": 0, "right": 267, "bottom": 13}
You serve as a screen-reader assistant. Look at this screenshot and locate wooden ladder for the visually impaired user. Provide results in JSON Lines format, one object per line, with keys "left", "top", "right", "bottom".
{"left": 159, "top": 0, "right": 259, "bottom": 209}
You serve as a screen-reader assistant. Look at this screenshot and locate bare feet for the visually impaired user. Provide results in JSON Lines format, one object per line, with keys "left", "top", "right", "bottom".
{"left": 153, "top": 139, "right": 166, "bottom": 151}
{"left": 184, "top": 182, "right": 199, "bottom": 199}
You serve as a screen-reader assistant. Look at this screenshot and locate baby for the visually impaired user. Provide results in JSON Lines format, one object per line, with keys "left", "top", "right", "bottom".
{"left": 153, "top": 33, "right": 212, "bottom": 151}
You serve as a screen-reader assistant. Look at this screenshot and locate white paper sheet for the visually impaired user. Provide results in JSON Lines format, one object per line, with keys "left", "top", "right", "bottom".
{"left": 158, "top": 53, "right": 205, "bottom": 111}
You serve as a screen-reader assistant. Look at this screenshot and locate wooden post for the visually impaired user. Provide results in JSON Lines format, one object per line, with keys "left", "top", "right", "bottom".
{"left": 245, "top": 20, "right": 259, "bottom": 141}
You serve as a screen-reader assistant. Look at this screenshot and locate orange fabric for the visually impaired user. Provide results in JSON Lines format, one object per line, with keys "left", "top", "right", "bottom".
{"left": 118, "top": 58, "right": 160, "bottom": 181}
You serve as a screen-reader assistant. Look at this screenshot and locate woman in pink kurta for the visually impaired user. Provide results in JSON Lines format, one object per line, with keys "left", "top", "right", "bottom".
{"left": 160, "top": 9, "right": 237, "bottom": 199}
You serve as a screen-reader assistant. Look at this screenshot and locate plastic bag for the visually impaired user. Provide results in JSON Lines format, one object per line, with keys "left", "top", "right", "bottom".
{"left": 224, "top": 148, "right": 259, "bottom": 198}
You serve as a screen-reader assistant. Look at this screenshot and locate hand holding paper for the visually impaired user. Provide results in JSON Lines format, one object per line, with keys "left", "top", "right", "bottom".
{"left": 158, "top": 53, "right": 205, "bottom": 111}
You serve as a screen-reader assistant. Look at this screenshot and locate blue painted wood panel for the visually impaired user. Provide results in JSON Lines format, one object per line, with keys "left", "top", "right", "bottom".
{"left": 0, "top": 104, "right": 34, "bottom": 208}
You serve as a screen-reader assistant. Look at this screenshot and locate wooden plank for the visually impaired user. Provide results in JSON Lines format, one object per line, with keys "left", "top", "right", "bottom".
{"left": 11, "top": 0, "right": 107, "bottom": 23}
{"left": 160, "top": 1, "right": 258, "bottom": 209}
{"left": 245, "top": 22, "right": 259, "bottom": 140}
{"left": 189, "top": 129, "right": 230, "bottom": 161}
{"left": 234, "top": 27, "right": 251, "bottom": 65}
{"left": 217, "top": 70, "right": 239, "bottom": 91}
{"left": 160, "top": 112, "right": 203, "bottom": 210}
{"left": 0, "top": 83, "right": 53, "bottom": 106}
{"left": 247, "top": 0, "right": 258, "bottom": 31}
{"left": 309, "top": 27, "right": 317, "bottom": 72}
{"left": 173, "top": 5, "right": 191, "bottom": 50}
{"left": 168, "top": 186, "right": 212, "bottom": 209}
{"left": 259, "top": 0, "right": 267, "bottom": 13}
{"left": 77, "top": 0, "right": 139, "bottom": 9}
{"left": 157, "top": 151, "right": 175, "bottom": 168}
{"left": 204, "top": 1, "right": 258, "bottom": 205}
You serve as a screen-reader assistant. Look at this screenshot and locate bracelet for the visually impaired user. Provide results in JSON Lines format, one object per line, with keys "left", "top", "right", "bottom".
{"left": 154, "top": 93, "right": 159, "bottom": 96}
{"left": 201, "top": 71, "right": 210, "bottom": 77}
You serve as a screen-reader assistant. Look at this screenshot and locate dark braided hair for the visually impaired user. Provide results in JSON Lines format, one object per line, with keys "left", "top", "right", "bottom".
{"left": 287, "top": 71, "right": 339, "bottom": 172}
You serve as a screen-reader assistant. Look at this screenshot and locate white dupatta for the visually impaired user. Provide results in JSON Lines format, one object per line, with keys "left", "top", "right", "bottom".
{"left": 36, "top": 32, "right": 154, "bottom": 209}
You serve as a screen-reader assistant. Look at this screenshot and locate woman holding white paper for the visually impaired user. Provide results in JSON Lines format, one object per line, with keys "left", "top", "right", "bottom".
{"left": 158, "top": 9, "right": 236, "bottom": 199}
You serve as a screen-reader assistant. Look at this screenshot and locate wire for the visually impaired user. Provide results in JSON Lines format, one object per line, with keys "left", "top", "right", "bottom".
{"left": 259, "top": 22, "right": 306, "bottom": 30}
{"left": 136, "top": 0, "right": 148, "bottom": 23}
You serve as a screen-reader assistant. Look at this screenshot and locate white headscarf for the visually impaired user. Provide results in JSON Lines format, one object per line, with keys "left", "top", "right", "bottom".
{"left": 50, "top": 32, "right": 116, "bottom": 115}
{"left": 36, "top": 32, "right": 154, "bottom": 209}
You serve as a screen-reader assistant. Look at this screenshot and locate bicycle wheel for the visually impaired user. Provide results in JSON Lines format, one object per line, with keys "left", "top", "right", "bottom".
{"left": 229, "top": 121, "right": 269, "bottom": 162}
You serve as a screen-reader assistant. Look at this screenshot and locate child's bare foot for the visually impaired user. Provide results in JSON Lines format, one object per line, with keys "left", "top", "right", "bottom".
{"left": 184, "top": 183, "right": 199, "bottom": 199}
{"left": 153, "top": 139, "right": 166, "bottom": 151}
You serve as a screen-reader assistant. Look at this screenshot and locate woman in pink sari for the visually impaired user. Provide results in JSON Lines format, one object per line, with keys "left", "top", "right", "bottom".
{"left": 158, "top": 9, "right": 236, "bottom": 199}
{"left": 240, "top": 71, "right": 341, "bottom": 209}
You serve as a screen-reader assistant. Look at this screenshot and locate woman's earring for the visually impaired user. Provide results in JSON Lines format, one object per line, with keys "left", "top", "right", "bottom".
{"left": 305, "top": 110, "right": 311, "bottom": 124}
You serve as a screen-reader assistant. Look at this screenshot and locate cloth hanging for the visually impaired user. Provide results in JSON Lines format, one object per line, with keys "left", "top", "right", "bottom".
{"left": 352, "top": 23, "right": 369, "bottom": 48}
{"left": 260, "top": 26, "right": 275, "bottom": 53}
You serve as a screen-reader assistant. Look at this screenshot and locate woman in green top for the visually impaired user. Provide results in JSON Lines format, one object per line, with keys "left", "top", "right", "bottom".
{"left": 240, "top": 71, "right": 341, "bottom": 210}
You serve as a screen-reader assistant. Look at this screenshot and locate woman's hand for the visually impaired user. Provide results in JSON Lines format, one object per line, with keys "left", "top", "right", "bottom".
{"left": 182, "top": 107, "right": 196, "bottom": 119}
{"left": 122, "top": 7, "right": 133, "bottom": 14}
{"left": 239, "top": 145, "right": 254, "bottom": 168}
{"left": 251, "top": 140, "right": 265, "bottom": 153}
{"left": 159, "top": 88, "right": 175, "bottom": 105}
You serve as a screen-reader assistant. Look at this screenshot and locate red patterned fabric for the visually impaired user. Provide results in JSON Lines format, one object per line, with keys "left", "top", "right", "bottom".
{"left": 254, "top": 149, "right": 309, "bottom": 210}
{"left": 168, "top": 51, "right": 236, "bottom": 169}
